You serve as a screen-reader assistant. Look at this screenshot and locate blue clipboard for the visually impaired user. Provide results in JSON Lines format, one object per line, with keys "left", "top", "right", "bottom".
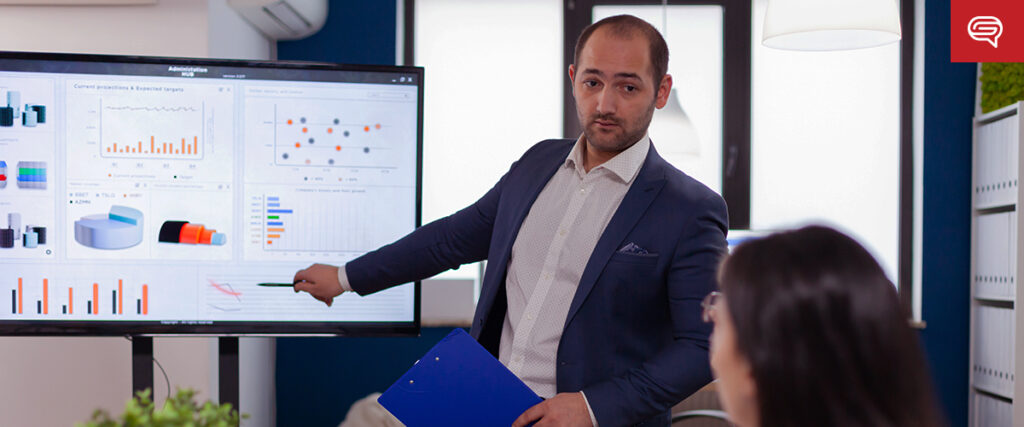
{"left": 378, "top": 328, "right": 543, "bottom": 426}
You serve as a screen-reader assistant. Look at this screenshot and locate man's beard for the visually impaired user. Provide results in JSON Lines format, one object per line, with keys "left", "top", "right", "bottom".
{"left": 580, "top": 99, "right": 656, "bottom": 154}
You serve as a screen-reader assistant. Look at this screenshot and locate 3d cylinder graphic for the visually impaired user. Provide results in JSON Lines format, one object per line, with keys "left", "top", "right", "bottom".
{"left": 22, "top": 230, "right": 37, "bottom": 248}
{"left": 6, "top": 91, "right": 19, "bottom": 118}
{"left": 28, "top": 226, "right": 45, "bottom": 244}
{"left": 21, "top": 108, "right": 36, "bottom": 127}
{"left": 74, "top": 205, "right": 144, "bottom": 249}
{"left": 159, "top": 221, "right": 225, "bottom": 245}
{"left": 8, "top": 213, "right": 20, "bottom": 241}
{"left": 30, "top": 105, "right": 45, "bottom": 124}
{"left": 16, "top": 161, "right": 46, "bottom": 189}
{"left": 0, "top": 107, "right": 11, "bottom": 127}
{"left": 0, "top": 228, "right": 13, "bottom": 249}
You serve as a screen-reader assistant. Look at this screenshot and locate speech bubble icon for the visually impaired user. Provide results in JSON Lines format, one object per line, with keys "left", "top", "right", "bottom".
{"left": 969, "top": 16, "right": 1003, "bottom": 48}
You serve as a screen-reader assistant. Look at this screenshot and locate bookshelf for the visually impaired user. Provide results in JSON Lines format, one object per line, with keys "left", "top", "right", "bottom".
{"left": 970, "top": 101, "right": 1023, "bottom": 426}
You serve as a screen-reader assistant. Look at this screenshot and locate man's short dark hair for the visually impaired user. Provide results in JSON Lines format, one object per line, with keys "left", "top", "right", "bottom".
{"left": 573, "top": 15, "right": 669, "bottom": 85}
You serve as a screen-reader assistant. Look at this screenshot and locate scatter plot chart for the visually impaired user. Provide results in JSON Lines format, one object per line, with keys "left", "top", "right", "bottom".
{"left": 273, "top": 105, "right": 393, "bottom": 168}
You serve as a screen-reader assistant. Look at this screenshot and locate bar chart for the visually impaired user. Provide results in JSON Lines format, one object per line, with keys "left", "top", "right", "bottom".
{"left": 104, "top": 136, "right": 200, "bottom": 156}
{"left": 260, "top": 192, "right": 374, "bottom": 253}
{"left": 243, "top": 186, "right": 414, "bottom": 262}
{"left": 99, "top": 102, "right": 205, "bottom": 160}
{"left": 8, "top": 276, "right": 150, "bottom": 317}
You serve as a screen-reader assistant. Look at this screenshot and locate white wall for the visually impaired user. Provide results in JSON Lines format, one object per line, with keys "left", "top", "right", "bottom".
{"left": 0, "top": 2, "right": 274, "bottom": 426}
{"left": 0, "top": 0, "right": 271, "bottom": 59}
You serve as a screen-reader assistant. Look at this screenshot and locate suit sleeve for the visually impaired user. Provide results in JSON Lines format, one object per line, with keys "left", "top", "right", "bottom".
{"left": 583, "top": 192, "right": 728, "bottom": 425}
{"left": 344, "top": 162, "right": 515, "bottom": 296}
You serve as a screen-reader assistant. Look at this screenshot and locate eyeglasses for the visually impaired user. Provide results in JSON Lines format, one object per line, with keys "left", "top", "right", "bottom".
{"left": 701, "top": 291, "right": 723, "bottom": 323}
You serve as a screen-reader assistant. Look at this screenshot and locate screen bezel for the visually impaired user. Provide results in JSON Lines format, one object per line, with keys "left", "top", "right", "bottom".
{"left": 0, "top": 51, "right": 423, "bottom": 337}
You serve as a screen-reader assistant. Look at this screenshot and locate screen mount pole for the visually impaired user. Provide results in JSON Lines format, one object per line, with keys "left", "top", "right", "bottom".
{"left": 131, "top": 336, "right": 154, "bottom": 396}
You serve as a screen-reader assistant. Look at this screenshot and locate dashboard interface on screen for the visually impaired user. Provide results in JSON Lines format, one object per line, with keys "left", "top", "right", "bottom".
{"left": 0, "top": 53, "right": 421, "bottom": 334}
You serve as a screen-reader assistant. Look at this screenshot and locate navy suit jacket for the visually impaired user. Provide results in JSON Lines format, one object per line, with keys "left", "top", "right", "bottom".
{"left": 347, "top": 139, "right": 728, "bottom": 426}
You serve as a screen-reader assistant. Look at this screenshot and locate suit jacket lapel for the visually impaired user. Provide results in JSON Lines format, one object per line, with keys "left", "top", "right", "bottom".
{"left": 563, "top": 145, "right": 667, "bottom": 330}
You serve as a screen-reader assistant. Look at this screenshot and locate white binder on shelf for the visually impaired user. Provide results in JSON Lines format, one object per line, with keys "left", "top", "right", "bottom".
{"left": 975, "top": 212, "right": 1012, "bottom": 300}
{"left": 975, "top": 391, "right": 1013, "bottom": 427}
{"left": 1010, "top": 211, "right": 1017, "bottom": 298}
{"left": 975, "top": 110, "right": 1020, "bottom": 209}
{"left": 974, "top": 304, "right": 1016, "bottom": 398}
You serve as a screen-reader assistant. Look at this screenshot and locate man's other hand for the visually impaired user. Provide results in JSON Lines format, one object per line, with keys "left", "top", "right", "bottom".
{"left": 511, "top": 392, "right": 594, "bottom": 427}
{"left": 293, "top": 263, "right": 343, "bottom": 306}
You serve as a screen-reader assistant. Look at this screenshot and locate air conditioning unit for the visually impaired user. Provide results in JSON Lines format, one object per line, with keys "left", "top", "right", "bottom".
{"left": 227, "top": 0, "right": 328, "bottom": 41}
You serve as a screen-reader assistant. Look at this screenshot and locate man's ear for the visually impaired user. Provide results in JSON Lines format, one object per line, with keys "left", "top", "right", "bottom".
{"left": 655, "top": 73, "right": 673, "bottom": 109}
{"left": 568, "top": 64, "right": 577, "bottom": 97}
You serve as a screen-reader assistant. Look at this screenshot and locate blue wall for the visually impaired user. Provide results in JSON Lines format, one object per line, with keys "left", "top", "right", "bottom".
{"left": 277, "top": 0, "right": 396, "bottom": 65}
{"left": 918, "top": 0, "right": 976, "bottom": 425}
{"left": 276, "top": 328, "right": 459, "bottom": 426}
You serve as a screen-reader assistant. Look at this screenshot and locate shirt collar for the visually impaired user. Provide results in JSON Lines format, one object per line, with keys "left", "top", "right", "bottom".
{"left": 564, "top": 133, "right": 650, "bottom": 184}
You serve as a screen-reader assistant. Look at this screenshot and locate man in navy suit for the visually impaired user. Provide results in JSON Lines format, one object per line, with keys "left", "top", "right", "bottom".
{"left": 295, "top": 14, "right": 728, "bottom": 426}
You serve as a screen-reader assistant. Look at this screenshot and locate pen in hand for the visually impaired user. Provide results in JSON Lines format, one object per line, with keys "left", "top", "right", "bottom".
{"left": 258, "top": 282, "right": 299, "bottom": 287}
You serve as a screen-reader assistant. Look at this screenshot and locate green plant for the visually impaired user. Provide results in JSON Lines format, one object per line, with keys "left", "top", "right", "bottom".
{"left": 77, "top": 388, "right": 247, "bottom": 427}
{"left": 980, "top": 63, "right": 1024, "bottom": 113}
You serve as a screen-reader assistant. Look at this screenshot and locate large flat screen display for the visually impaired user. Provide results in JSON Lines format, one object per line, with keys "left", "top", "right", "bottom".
{"left": 0, "top": 52, "right": 421, "bottom": 335}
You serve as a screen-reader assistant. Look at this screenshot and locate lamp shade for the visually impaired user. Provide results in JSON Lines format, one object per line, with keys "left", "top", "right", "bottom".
{"left": 649, "top": 89, "right": 700, "bottom": 157}
{"left": 762, "top": 0, "right": 901, "bottom": 51}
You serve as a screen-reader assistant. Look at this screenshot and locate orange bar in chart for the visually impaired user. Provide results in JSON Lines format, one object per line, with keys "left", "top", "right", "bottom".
{"left": 151, "top": 136, "right": 155, "bottom": 154}
{"left": 93, "top": 283, "right": 98, "bottom": 315}
{"left": 181, "top": 138, "right": 185, "bottom": 154}
{"left": 42, "top": 279, "right": 48, "bottom": 315}
{"left": 193, "top": 136, "right": 198, "bottom": 154}
{"left": 267, "top": 234, "right": 281, "bottom": 238}
{"left": 267, "top": 228, "right": 285, "bottom": 232}
{"left": 106, "top": 147, "right": 111, "bottom": 152}
{"left": 163, "top": 142, "right": 167, "bottom": 154}
{"left": 118, "top": 279, "right": 123, "bottom": 314}
{"left": 113, "top": 143, "right": 118, "bottom": 153}
{"left": 142, "top": 285, "right": 148, "bottom": 315}
{"left": 17, "top": 277, "right": 22, "bottom": 314}
{"left": 68, "top": 287, "right": 73, "bottom": 314}
{"left": 138, "top": 141, "right": 142, "bottom": 153}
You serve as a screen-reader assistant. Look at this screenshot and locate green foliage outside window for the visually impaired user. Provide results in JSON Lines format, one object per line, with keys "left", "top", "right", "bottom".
{"left": 980, "top": 63, "right": 1024, "bottom": 114}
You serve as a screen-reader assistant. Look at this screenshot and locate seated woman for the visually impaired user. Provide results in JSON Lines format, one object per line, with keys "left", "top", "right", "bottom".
{"left": 704, "top": 225, "right": 943, "bottom": 427}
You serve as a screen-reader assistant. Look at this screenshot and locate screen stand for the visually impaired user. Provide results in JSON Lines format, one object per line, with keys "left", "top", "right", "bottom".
{"left": 219, "top": 337, "right": 240, "bottom": 411}
{"left": 132, "top": 336, "right": 240, "bottom": 413}
{"left": 131, "top": 336, "right": 154, "bottom": 396}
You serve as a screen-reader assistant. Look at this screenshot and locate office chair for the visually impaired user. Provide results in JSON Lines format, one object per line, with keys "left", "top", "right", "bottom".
{"left": 670, "top": 409, "right": 731, "bottom": 425}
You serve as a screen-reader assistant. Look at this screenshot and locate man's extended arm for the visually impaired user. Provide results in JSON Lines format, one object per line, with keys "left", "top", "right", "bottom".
{"left": 341, "top": 160, "right": 518, "bottom": 295}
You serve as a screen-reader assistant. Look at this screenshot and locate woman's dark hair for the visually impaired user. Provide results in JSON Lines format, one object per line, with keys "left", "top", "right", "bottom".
{"left": 718, "top": 225, "right": 943, "bottom": 427}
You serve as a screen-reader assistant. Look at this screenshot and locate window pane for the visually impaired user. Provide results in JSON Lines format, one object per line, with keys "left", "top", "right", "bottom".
{"left": 415, "top": 0, "right": 562, "bottom": 279}
{"left": 593, "top": 5, "right": 724, "bottom": 193}
{"left": 749, "top": 0, "right": 900, "bottom": 280}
